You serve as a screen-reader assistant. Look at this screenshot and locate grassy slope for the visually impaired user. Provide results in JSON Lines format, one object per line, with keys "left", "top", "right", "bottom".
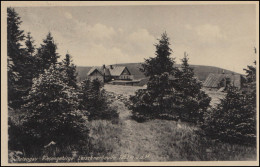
{"left": 77, "top": 63, "right": 240, "bottom": 83}
{"left": 9, "top": 84, "right": 255, "bottom": 162}
{"left": 87, "top": 85, "right": 256, "bottom": 162}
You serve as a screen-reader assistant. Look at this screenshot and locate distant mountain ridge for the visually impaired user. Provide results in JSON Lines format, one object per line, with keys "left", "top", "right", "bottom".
{"left": 76, "top": 63, "right": 240, "bottom": 82}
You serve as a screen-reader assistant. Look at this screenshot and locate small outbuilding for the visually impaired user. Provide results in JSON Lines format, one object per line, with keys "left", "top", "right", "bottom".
{"left": 203, "top": 73, "right": 245, "bottom": 90}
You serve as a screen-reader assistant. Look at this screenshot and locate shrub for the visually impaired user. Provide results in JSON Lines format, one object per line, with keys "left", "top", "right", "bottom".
{"left": 80, "top": 79, "right": 119, "bottom": 121}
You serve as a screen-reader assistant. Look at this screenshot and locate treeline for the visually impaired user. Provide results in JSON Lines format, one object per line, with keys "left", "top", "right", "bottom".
{"left": 129, "top": 32, "right": 257, "bottom": 146}
{"left": 8, "top": 7, "right": 118, "bottom": 158}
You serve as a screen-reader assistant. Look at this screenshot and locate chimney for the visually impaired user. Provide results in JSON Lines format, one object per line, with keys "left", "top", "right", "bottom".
{"left": 222, "top": 70, "right": 225, "bottom": 74}
{"left": 102, "top": 64, "right": 106, "bottom": 69}
{"left": 110, "top": 65, "right": 113, "bottom": 69}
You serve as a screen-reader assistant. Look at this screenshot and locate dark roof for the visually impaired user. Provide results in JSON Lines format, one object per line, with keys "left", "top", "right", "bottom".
{"left": 203, "top": 73, "right": 241, "bottom": 88}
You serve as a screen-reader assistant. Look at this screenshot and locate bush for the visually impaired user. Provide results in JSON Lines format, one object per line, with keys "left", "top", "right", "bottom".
{"left": 80, "top": 79, "right": 119, "bottom": 121}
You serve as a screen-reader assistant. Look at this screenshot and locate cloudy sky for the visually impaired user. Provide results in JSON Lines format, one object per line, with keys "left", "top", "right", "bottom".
{"left": 15, "top": 4, "right": 257, "bottom": 74}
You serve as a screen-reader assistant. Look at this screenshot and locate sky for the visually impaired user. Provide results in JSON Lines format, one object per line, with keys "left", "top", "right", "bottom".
{"left": 14, "top": 4, "right": 257, "bottom": 74}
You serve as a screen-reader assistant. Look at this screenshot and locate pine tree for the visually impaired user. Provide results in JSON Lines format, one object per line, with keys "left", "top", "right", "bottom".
{"left": 202, "top": 86, "right": 256, "bottom": 146}
{"left": 21, "top": 32, "right": 37, "bottom": 94}
{"left": 21, "top": 64, "right": 89, "bottom": 154}
{"left": 25, "top": 32, "right": 35, "bottom": 57}
{"left": 174, "top": 53, "right": 211, "bottom": 124}
{"left": 7, "top": 7, "right": 25, "bottom": 62}
{"left": 7, "top": 7, "right": 25, "bottom": 108}
{"left": 36, "top": 32, "right": 60, "bottom": 75}
{"left": 140, "top": 32, "right": 177, "bottom": 77}
{"left": 243, "top": 61, "right": 256, "bottom": 84}
{"left": 61, "top": 53, "right": 78, "bottom": 89}
{"left": 130, "top": 32, "right": 179, "bottom": 121}
{"left": 202, "top": 59, "right": 256, "bottom": 146}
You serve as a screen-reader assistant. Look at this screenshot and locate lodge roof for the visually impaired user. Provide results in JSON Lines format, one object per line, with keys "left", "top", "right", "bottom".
{"left": 87, "top": 67, "right": 103, "bottom": 76}
{"left": 108, "top": 66, "right": 127, "bottom": 76}
{"left": 87, "top": 65, "right": 128, "bottom": 77}
{"left": 203, "top": 73, "right": 241, "bottom": 88}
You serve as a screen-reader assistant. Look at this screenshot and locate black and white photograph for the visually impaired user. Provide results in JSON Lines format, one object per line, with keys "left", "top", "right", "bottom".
{"left": 1, "top": 1, "right": 259, "bottom": 165}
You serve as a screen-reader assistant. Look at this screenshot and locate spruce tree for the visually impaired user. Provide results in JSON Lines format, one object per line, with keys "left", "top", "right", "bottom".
{"left": 21, "top": 64, "right": 89, "bottom": 154}
{"left": 7, "top": 7, "right": 25, "bottom": 108}
{"left": 202, "top": 86, "right": 256, "bottom": 146}
{"left": 174, "top": 53, "right": 211, "bottom": 124}
{"left": 7, "top": 7, "right": 25, "bottom": 63}
{"left": 130, "top": 32, "right": 179, "bottom": 121}
{"left": 140, "top": 32, "right": 177, "bottom": 77}
{"left": 21, "top": 32, "right": 37, "bottom": 94}
{"left": 243, "top": 61, "right": 256, "bottom": 83}
{"left": 79, "top": 79, "right": 118, "bottom": 121}
{"left": 36, "top": 32, "right": 60, "bottom": 75}
{"left": 202, "top": 59, "right": 256, "bottom": 146}
{"left": 61, "top": 53, "right": 78, "bottom": 89}
{"left": 25, "top": 32, "right": 35, "bottom": 57}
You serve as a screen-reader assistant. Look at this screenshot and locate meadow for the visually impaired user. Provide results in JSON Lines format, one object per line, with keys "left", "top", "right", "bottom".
{"left": 85, "top": 84, "right": 256, "bottom": 161}
{"left": 9, "top": 84, "right": 255, "bottom": 162}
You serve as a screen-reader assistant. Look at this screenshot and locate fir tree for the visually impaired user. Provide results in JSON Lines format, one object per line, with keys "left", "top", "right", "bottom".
{"left": 140, "top": 32, "right": 177, "bottom": 77}
{"left": 7, "top": 7, "right": 25, "bottom": 108}
{"left": 243, "top": 61, "right": 256, "bottom": 83}
{"left": 7, "top": 7, "right": 25, "bottom": 62}
{"left": 61, "top": 53, "right": 78, "bottom": 89}
{"left": 21, "top": 32, "right": 37, "bottom": 93}
{"left": 174, "top": 53, "right": 211, "bottom": 124}
{"left": 21, "top": 64, "right": 89, "bottom": 154}
{"left": 202, "top": 86, "right": 256, "bottom": 146}
{"left": 36, "top": 32, "right": 60, "bottom": 75}
{"left": 202, "top": 59, "right": 256, "bottom": 146}
{"left": 79, "top": 79, "right": 118, "bottom": 121}
{"left": 130, "top": 32, "right": 179, "bottom": 121}
{"left": 25, "top": 32, "right": 35, "bottom": 57}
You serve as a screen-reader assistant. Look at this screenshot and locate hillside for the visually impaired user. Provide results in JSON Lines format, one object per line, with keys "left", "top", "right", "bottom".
{"left": 76, "top": 63, "right": 239, "bottom": 82}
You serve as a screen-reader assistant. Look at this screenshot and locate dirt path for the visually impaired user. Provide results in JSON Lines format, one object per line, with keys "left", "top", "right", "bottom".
{"left": 113, "top": 101, "right": 166, "bottom": 162}
{"left": 105, "top": 85, "right": 177, "bottom": 162}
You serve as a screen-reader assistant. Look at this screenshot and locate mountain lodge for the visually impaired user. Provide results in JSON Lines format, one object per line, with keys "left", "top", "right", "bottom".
{"left": 87, "top": 65, "right": 134, "bottom": 84}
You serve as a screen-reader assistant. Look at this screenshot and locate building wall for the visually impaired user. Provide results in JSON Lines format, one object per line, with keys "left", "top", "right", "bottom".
{"left": 118, "top": 68, "right": 132, "bottom": 80}
{"left": 233, "top": 75, "right": 241, "bottom": 89}
{"left": 121, "top": 68, "right": 130, "bottom": 75}
{"left": 89, "top": 71, "right": 104, "bottom": 83}
{"left": 119, "top": 75, "right": 134, "bottom": 80}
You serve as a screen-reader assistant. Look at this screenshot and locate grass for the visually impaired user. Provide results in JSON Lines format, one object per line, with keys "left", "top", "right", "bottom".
{"left": 101, "top": 84, "right": 256, "bottom": 161}
{"left": 142, "top": 119, "right": 256, "bottom": 161}
{"left": 86, "top": 120, "right": 122, "bottom": 162}
{"left": 8, "top": 84, "right": 256, "bottom": 162}
{"left": 81, "top": 118, "right": 256, "bottom": 162}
